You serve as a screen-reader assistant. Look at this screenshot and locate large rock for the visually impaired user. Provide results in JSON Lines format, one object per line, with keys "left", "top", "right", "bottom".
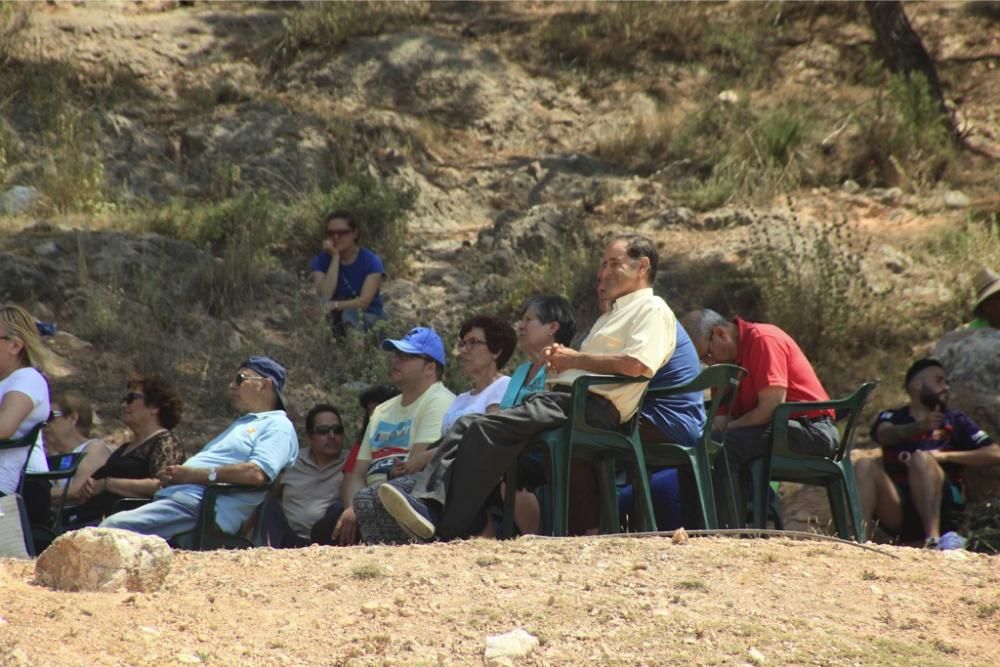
{"left": 35, "top": 528, "right": 173, "bottom": 592}
{"left": 934, "top": 328, "right": 1000, "bottom": 499}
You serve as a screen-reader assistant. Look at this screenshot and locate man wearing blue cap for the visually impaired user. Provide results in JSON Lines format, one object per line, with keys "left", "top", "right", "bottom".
{"left": 331, "top": 327, "right": 455, "bottom": 545}
{"left": 102, "top": 356, "right": 298, "bottom": 544}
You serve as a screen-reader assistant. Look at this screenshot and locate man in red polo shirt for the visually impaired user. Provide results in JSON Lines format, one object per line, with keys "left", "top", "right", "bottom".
{"left": 680, "top": 309, "right": 839, "bottom": 508}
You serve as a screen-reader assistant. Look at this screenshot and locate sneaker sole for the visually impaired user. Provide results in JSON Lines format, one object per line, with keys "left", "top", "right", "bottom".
{"left": 378, "top": 484, "right": 435, "bottom": 540}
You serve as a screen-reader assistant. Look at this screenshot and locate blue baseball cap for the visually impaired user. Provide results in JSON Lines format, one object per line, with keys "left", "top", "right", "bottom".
{"left": 241, "top": 356, "right": 287, "bottom": 410}
{"left": 380, "top": 327, "right": 446, "bottom": 366}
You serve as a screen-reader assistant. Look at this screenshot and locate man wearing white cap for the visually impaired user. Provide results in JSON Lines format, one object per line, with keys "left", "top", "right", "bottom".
{"left": 969, "top": 267, "right": 1000, "bottom": 329}
{"left": 102, "top": 356, "right": 298, "bottom": 544}
{"left": 331, "top": 327, "right": 455, "bottom": 545}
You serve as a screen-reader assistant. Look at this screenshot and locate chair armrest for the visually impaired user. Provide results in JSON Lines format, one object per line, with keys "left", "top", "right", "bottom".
{"left": 568, "top": 374, "right": 649, "bottom": 429}
{"left": 0, "top": 422, "right": 45, "bottom": 450}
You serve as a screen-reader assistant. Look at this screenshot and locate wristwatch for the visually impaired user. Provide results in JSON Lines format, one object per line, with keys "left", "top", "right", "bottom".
{"left": 208, "top": 467, "right": 218, "bottom": 483}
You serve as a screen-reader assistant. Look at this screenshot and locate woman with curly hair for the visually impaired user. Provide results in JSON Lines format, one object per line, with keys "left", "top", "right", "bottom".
{"left": 69, "top": 372, "right": 186, "bottom": 524}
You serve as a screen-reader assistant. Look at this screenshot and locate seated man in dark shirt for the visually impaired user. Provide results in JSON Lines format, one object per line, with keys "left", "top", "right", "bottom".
{"left": 856, "top": 358, "right": 1000, "bottom": 549}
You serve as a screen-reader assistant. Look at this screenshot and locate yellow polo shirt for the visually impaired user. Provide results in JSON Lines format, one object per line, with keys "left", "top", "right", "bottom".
{"left": 547, "top": 287, "right": 675, "bottom": 421}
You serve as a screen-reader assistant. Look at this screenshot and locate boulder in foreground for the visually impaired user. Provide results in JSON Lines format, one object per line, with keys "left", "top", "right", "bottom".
{"left": 35, "top": 527, "right": 172, "bottom": 592}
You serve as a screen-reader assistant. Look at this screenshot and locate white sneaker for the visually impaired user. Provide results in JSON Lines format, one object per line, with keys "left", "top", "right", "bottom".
{"left": 937, "top": 531, "right": 967, "bottom": 551}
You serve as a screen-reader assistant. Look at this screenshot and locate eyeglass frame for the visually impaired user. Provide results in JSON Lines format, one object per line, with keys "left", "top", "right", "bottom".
{"left": 121, "top": 391, "right": 147, "bottom": 405}
{"left": 233, "top": 371, "right": 270, "bottom": 386}
{"left": 455, "top": 338, "right": 489, "bottom": 352}
{"left": 311, "top": 423, "right": 345, "bottom": 436}
{"left": 325, "top": 228, "right": 354, "bottom": 239}
{"left": 699, "top": 331, "right": 715, "bottom": 363}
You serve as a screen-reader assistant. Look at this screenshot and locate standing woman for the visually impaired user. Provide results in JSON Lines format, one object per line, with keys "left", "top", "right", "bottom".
{"left": 0, "top": 305, "right": 53, "bottom": 522}
{"left": 310, "top": 210, "right": 386, "bottom": 334}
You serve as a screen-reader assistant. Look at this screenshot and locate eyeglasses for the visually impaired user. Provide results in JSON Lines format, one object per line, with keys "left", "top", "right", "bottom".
{"left": 699, "top": 332, "right": 715, "bottom": 363}
{"left": 49, "top": 410, "right": 66, "bottom": 420}
{"left": 325, "top": 228, "right": 353, "bottom": 238}
{"left": 234, "top": 371, "right": 269, "bottom": 386}
{"left": 455, "top": 338, "right": 488, "bottom": 351}
{"left": 121, "top": 392, "right": 146, "bottom": 404}
{"left": 312, "top": 424, "right": 345, "bottom": 436}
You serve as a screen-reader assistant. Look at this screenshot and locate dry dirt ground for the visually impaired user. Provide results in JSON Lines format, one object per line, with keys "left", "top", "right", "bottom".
{"left": 2, "top": 535, "right": 999, "bottom": 666}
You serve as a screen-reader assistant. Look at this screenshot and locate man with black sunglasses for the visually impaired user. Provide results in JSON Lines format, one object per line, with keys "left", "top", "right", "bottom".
{"left": 102, "top": 356, "right": 298, "bottom": 545}
{"left": 257, "top": 404, "right": 350, "bottom": 548}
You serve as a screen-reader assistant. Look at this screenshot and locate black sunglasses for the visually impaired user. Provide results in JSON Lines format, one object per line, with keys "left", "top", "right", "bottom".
{"left": 121, "top": 392, "right": 146, "bottom": 404}
{"left": 234, "top": 371, "right": 269, "bottom": 386}
{"left": 312, "top": 424, "right": 345, "bottom": 436}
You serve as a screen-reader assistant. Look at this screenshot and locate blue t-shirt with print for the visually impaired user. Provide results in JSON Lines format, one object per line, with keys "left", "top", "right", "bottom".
{"left": 155, "top": 411, "right": 298, "bottom": 534}
{"left": 870, "top": 407, "right": 993, "bottom": 488}
{"left": 640, "top": 325, "right": 706, "bottom": 447}
{"left": 309, "top": 247, "right": 385, "bottom": 316}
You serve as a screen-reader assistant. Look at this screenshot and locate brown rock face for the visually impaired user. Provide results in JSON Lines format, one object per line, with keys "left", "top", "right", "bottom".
{"left": 35, "top": 527, "right": 173, "bottom": 593}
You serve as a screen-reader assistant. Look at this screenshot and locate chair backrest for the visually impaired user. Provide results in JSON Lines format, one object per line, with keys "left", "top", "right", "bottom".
{"left": 771, "top": 381, "right": 877, "bottom": 462}
{"left": 644, "top": 364, "right": 748, "bottom": 447}
{"left": 0, "top": 422, "right": 48, "bottom": 495}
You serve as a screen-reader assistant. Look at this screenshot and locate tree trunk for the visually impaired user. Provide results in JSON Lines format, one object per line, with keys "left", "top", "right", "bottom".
{"left": 865, "top": 1, "right": 950, "bottom": 122}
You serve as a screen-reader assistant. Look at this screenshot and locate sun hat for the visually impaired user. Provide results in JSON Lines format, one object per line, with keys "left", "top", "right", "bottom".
{"left": 973, "top": 267, "right": 1000, "bottom": 314}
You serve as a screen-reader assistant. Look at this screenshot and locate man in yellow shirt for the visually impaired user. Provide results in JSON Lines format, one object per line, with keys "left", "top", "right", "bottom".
{"left": 365, "top": 235, "right": 676, "bottom": 542}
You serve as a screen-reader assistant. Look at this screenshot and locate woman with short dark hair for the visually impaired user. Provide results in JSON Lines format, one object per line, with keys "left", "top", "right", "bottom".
{"left": 68, "top": 372, "right": 186, "bottom": 525}
{"left": 441, "top": 315, "right": 518, "bottom": 434}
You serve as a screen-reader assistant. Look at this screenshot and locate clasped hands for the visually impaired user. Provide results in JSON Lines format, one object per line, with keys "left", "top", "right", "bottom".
{"left": 542, "top": 343, "right": 580, "bottom": 374}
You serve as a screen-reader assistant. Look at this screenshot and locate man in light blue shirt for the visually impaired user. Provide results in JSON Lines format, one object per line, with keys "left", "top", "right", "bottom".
{"left": 102, "top": 356, "right": 298, "bottom": 543}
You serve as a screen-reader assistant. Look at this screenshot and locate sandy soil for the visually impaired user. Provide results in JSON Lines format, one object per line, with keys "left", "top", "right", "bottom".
{"left": 2, "top": 534, "right": 999, "bottom": 666}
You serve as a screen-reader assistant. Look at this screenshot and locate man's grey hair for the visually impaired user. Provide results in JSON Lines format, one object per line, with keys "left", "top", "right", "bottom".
{"left": 684, "top": 308, "right": 728, "bottom": 340}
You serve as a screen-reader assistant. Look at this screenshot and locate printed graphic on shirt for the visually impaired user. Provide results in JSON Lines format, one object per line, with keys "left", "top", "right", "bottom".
{"left": 368, "top": 418, "right": 414, "bottom": 460}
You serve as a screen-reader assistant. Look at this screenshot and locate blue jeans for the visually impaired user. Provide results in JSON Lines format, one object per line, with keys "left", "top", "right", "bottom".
{"left": 101, "top": 492, "right": 201, "bottom": 540}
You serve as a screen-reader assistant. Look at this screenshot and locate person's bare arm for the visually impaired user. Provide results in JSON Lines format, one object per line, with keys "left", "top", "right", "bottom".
{"left": 931, "top": 443, "right": 1000, "bottom": 466}
{"left": 543, "top": 345, "right": 651, "bottom": 378}
{"left": 159, "top": 462, "right": 269, "bottom": 487}
{"left": 332, "top": 462, "right": 370, "bottom": 545}
{"left": 0, "top": 391, "right": 34, "bottom": 440}
{"left": 727, "top": 387, "right": 787, "bottom": 429}
{"left": 875, "top": 411, "right": 944, "bottom": 447}
{"left": 57, "top": 442, "right": 112, "bottom": 502}
{"left": 103, "top": 476, "right": 162, "bottom": 499}
{"left": 312, "top": 240, "right": 341, "bottom": 302}
{"left": 332, "top": 273, "right": 383, "bottom": 313}
{"left": 393, "top": 443, "right": 434, "bottom": 477}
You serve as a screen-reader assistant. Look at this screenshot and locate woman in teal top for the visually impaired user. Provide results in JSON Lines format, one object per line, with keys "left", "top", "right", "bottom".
{"left": 496, "top": 295, "right": 576, "bottom": 534}
{"left": 500, "top": 295, "right": 577, "bottom": 408}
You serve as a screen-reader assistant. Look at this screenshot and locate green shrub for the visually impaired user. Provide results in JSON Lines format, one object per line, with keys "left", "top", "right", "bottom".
{"left": 607, "top": 98, "right": 812, "bottom": 209}
{"left": 37, "top": 108, "right": 107, "bottom": 213}
{"left": 856, "top": 71, "right": 956, "bottom": 186}
{"left": 745, "top": 205, "right": 889, "bottom": 370}
{"left": 0, "top": 2, "right": 30, "bottom": 67}
{"left": 273, "top": 1, "right": 431, "bottom": 67}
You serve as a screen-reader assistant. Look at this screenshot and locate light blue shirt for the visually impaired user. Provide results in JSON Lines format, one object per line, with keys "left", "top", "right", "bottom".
{"left": 155, "top": 410, "right": 298, "bottom": 533}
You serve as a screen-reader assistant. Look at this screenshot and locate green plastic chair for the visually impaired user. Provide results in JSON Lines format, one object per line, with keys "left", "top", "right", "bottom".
{"left": 181, "top": 483, "right": 272, "bottom": 550}
{"left": 26, "top": 451, "right": 87, "bottom": 548}
{"left": 0, "top": 422, "right": 47, "bottom": 556}
{"left": 749, "top": 382, "right": 877, "bottom": 541}
{"left": 502, "top": 374, "right": 653, "bottom": 537}
{"left": 640, "top": 364, "right": 747, "bottom": 530}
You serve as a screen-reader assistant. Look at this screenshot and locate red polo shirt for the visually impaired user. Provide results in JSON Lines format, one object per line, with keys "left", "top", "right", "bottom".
{"left": 720, "top": 317, "right": 833, "bottom": 420}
